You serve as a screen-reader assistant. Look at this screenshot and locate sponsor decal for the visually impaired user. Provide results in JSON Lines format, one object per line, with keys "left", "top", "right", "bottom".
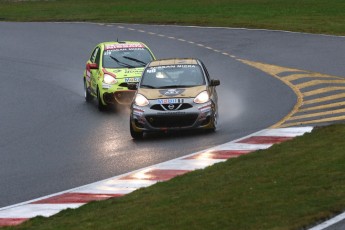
{"left": 148, "top": 64, "right": 197, "bottom": 71}
{"left": 159, "top": 89, "right": 185, "bottom": 96}
{"left": 146, "top": 65, "right": 196, "bottom": 74}
{"left": 102, "top": 83, "right": 112, "bottom": 89}
{"left": 125, "top": 77, "right": 140, "bottom": 83}
{"left": 125, "top": 69, "right": 142, "bottom": 74}
{"left": 147, "top": 68, "right": 156, "bottom": 73}
{"left": 198, "top": 102, "right": 212, "bottom": 112}
{"left": 158, "top": 98, "right": 184, "bottom": 104}
{"left": 133, "top": 109, "right": 144, "bottom": 116}
{"left": 104, "top": 43, "right": 144, "bottom": 50}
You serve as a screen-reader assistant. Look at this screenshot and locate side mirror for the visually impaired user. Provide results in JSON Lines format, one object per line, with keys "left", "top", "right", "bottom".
{"left": 127, "top": 83, "right": 138, "bottom": 90}
{"left": 88, "top": 63, "right": 98, "bottom": 70}
{"left": 210, "top": 79, "right": 220, "bottom": 86}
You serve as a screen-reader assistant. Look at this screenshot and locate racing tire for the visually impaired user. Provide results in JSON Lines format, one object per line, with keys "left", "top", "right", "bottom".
{"left": 130, "top": 120, "right": 143, "bottom": 139}
{"left": 97, "top": 88, "right": 108, "bottom": 111}
{"left": 84, "top": 80, "right": 93, "bottom": 102}
{"left": 207, "top": 112, "right": 218, "bottom": 133}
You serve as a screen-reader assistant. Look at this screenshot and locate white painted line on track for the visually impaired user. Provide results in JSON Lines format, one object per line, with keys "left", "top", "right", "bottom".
{"left": 309, "top": 212, "right": 345, "bottom": 230}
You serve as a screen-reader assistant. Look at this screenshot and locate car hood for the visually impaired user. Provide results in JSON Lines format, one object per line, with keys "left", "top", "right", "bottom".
{"left": 104, "top": 67, "right": 145, "bottom": 79}
{"left": 138, "top": 85, "right": 207, "bottom": 99}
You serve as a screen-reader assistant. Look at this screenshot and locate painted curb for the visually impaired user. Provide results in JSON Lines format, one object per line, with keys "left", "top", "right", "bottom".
{"left": 0, "top": 127, "right": 313, "bottom": 227}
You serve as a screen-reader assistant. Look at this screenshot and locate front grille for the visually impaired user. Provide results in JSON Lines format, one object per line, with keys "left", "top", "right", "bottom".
{"left": 150, "top": 103, "right": 193, "bottom": 111}
{"left": 119, "top": 83, "right": 129, "bottom": 88}
{"left": 145, "top": 114, "right": 198, "bottom": 128}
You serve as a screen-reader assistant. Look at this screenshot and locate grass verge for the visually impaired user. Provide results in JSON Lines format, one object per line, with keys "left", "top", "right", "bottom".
{"left": 1, "top": 1, "right": 345, "bottom": 229}
{"left": 5, "top": 124, "right": 345, "bottom": 229}
{"left": 0, "top": 0, "right": 345, "bottom": 35}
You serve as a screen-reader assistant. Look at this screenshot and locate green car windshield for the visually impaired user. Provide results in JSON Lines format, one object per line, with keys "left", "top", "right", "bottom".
{"left": 103, "top": 46, "right": 154, "bottom": 69}
{"left": 140, "top": 64, "right": 206, "bottom": 89}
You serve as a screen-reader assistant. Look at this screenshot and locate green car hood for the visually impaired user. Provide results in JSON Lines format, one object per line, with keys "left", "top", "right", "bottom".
{"left": 104, "top": 67, "right": 145, "bottom": 79}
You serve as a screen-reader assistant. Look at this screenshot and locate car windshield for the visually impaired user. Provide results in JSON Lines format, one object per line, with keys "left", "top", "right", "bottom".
{"left": 140, "top": 64, "right": 205, "bottom": 89}
{"left": 102, "top": 45, "right": 154, "bottom": 68}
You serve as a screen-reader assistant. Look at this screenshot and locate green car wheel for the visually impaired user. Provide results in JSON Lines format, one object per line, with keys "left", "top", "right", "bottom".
{"left": 84, "top": 80, "right": 93, "bottom": 102}
{"left": 97, "top": 88, "right": 107, "bottom": 111}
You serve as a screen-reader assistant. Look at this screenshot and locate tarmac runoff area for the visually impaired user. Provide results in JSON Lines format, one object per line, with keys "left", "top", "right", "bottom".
{"left": 0, "top": 126, "right": 318, "bottom": 228}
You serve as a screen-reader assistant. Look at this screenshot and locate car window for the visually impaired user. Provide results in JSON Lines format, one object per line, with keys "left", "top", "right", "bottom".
{"left": 90, "top": 47, "right": 100, "bottom": 64}
{"left": 95, "top": 48, "right": 101, "bottom": 65}
{"left": 200, "top": 61, "right": 211, "bottom": 83}
{"left": 141, "top": 64, "right": 205, "bottom": 88}
{"left": 103, "top": 46, "right": 154, "bottom": 68}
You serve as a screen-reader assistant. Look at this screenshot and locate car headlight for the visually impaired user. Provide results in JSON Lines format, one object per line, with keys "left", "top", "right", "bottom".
{"left": 103, "top": 74, "right": 117, "bottom": 84}
{"left": 135, "top": 94, "right": 149, "bottom": 106}
{"left": 194, "top": 91, "right": 210, "bottom": 104}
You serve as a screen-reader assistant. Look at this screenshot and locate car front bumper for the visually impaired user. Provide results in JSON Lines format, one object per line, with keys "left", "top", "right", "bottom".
{"left": 103, "top": 90, "right": 136, "bottom": 105}
{"left": 130, "top": 99, "right": 217, "bottom": 132}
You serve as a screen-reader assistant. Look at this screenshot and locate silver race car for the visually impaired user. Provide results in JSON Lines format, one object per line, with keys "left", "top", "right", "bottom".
{"left": 129, "top": 58, "right": 220, "bottom": 139}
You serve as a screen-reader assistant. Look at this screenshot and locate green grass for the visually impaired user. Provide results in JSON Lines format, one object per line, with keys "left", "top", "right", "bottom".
{"left": 6, "top": 124, "right": 345, "bottom": 229}
{"left": 0, "top": 0, "right": 345, "bottom": 35}
{"left": 2, "top": 1, "right": 345, "bottom": 229}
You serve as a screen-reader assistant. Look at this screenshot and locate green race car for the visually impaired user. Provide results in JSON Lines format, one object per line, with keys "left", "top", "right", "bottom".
{"left": 83, "top": 41, "right": 156, "bottom": 110}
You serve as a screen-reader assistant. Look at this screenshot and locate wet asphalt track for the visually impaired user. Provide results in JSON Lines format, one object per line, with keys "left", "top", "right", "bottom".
{"left": 0, "top": 22, "right": 344, "bottom": 229}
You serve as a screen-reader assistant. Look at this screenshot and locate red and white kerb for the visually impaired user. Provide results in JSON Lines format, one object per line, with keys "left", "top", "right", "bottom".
{"left": 0, "top": 127, "right": 313, "bottom": 227}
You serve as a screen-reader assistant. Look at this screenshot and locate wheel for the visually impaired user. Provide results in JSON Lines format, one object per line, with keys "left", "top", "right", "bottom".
{"left": 84, "top": 80, "right": 93, "bottom": 102}
{"left": 130, "top": 119, "right": 143, "bottom": 139}
{"left": 207, "top": 112, "right": 218, "bottom": 133}
{"left": 97, "top": 88, "right": 107, "bottom": 111}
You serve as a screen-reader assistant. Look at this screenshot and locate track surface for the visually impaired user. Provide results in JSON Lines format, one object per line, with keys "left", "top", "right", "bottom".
{"left": 0, "top": 23, "right": 344, "bottom": 229}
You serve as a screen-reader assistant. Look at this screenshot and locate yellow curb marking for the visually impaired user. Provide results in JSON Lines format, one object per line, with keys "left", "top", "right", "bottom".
{"left": 304, "top": 93, "right": 345, "bottom": 105}
{"left": 304, "top": 87, "right": 345, "bottom": 97}
{"left": 237, "top": 59, "right": 345, "bottom": 127}
{"left": 288, "top": 108, "right": 345, "bottom": 121}
{"left": 296, "top": 79, "right": 345, "bottom": 89}
{"left": 280, "top": 115, "right": 345, "bottom": 128}
{"left": 299, "top": 101, "right": 345, "bottom": 112}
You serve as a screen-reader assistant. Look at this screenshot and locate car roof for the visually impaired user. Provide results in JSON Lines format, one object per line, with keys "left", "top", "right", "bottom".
{"left": 101, "top": 41, "right": 144, "bottom": 45}
{"left": 148, "top": 58, "right": 199, "bottom": 67}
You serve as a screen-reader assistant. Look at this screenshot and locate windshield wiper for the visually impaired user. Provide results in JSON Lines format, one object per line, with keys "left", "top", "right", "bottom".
{"left": 140, "top": 84, "right": 156, "bottom": 89}
{"left": 157, "top": 85, "right": 195, "bottom": 89}
{"left": 110, "top": 56, "right": 135, "bottom": 68}
{"left": 123, "top": 56, "right": 147, "bottom": 66}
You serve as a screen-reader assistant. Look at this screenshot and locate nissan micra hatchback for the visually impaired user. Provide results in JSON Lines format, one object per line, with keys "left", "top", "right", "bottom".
{"left": 129, "top": 58, "right": 220, "bottom": 139}
{"left": 83, "top": 41, "right": 155, "bottom": 111}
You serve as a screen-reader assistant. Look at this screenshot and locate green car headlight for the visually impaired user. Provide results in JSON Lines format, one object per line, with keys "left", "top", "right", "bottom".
{"left": 103, "top": 74, "right": 117, "bottom": 84}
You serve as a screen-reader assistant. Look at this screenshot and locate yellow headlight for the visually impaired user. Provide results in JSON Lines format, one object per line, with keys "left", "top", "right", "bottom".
{"left": 103, "top": 74, "right": 117, "bottom": 84}
{"left": 194, "top": 91, "right": 209, "bottom": 104}
{"left": 135, "top": 94, "right": 149, "bottom": 106}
